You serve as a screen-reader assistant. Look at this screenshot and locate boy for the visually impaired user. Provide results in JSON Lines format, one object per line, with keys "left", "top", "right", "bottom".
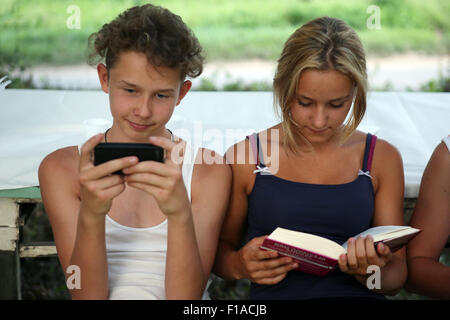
{"left": 39, "top": 4, "right": 231, "bottom": 299}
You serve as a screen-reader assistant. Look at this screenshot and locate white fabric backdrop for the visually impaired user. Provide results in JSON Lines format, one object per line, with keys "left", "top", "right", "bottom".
{"left": 0, "top": 89, "right": 449, "bottom": 197}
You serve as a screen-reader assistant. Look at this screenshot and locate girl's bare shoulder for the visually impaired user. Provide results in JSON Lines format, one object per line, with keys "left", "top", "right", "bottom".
{"left": 225, "top": 124, "right": 283, "bottom": 165}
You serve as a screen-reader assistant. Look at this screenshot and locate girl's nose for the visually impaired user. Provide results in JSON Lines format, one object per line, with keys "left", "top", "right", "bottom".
{"left": 311, "top": 106, "right": 328, "bottom": 129}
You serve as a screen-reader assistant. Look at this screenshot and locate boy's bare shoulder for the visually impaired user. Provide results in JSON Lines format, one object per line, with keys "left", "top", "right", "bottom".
{"left": 39, "top": 146, "right": 80, "bottom": 183}
{"left": 194, "top": 147, "right": 231, "bottom": 179}
{"left": 190, "top": 147, "right": 231, "bottom": 205}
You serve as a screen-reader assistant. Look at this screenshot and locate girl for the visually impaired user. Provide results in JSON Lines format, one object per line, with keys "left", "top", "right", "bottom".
{"left": 214, "top": 16, "right": 407, "bottom": 299}
{"left": 39, "top": 4, "right": 230, "bottom": 300}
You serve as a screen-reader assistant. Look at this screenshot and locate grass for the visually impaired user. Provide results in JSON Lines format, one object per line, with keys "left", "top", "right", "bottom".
{"left": 0, "top": 0, "right": 448, "bottom": 67}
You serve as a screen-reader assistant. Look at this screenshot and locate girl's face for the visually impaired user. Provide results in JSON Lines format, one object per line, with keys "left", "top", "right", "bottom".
{"left": 97, "top": 51, "right": 191, "bottom": 142}
{"left": 289, "top": 68, "right": 354, "bottom": 145}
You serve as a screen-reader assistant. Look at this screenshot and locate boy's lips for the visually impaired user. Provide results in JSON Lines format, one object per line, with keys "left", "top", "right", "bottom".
{"left": 127, "top": 120, "right": 151, "bottom": 131}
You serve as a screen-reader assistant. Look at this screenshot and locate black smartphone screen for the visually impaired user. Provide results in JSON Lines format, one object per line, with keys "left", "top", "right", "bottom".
{"left": 94, "top": 143, "right": 164, "bottom": 174}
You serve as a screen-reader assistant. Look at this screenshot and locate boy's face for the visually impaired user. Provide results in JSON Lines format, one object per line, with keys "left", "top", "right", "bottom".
{"left": 97, "top": 50, "right": 191, "bottom": 142}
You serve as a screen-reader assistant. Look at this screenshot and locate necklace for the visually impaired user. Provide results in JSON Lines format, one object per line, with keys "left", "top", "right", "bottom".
{"left": 104, "top": 128, "right": 174, "bottom": 143}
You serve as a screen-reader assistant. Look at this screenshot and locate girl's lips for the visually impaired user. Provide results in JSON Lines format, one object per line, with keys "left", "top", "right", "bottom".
{"left": 308, "top": 127, "right": 328, "bottom": 134}
{"left": 128, "top": 120, "right": 151, "bottom": 131}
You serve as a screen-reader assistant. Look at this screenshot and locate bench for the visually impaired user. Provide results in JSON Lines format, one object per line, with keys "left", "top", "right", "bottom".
{"left": 0, "top": 187, "right": 56, "bottom": 299}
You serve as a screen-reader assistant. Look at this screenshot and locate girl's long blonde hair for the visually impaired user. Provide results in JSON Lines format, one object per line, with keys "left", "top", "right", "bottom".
{"left": 273, "top": 16, "right": 367, "bottom": 152}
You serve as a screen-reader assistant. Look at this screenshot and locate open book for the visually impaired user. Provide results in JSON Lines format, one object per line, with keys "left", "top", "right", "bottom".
{"left": 260, "top": 226, "right": 420, "bottom": 277}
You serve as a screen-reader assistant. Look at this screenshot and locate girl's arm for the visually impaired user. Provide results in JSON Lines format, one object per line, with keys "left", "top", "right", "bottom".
{"left": 406, "top": 142, "right": 450, "bottom": 299}
{"left": 213, "top": 139, "right": 297, "bottom": 285}
{"left": 339, "top": 139, "right": 407, "bottom": 295}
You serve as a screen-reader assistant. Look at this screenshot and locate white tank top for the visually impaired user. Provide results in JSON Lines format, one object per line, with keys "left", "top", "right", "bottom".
{"left": 94, "top": 143, "right": 209, "bottom": 300}
{"left": 443, "top": 135, "right": 450, "bottom": 152}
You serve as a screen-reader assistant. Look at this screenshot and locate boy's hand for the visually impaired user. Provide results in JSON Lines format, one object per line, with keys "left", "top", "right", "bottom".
{"left": 123, "top": 136, "right": 191, "bottom": 218}
{"left": 78, "top": 134, "right": 138, "bottom": 216}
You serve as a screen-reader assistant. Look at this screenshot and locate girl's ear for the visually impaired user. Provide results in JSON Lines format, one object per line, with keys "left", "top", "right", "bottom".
{"left": 175, "top": 80, "right": 192, "bottom": 106}
{"left": 97, "top": 63, "right": 109, "bottom": 93}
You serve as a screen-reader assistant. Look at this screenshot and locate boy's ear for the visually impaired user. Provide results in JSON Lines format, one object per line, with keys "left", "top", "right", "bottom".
{"left": 176, "top": 80, "right": 192, "bottom": 106}
{"left": 97, "top": 63, "right": 109, "bottom": 93}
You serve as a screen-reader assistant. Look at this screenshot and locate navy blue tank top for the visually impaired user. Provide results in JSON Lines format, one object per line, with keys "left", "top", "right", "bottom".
{"left": 246, "top": 133, "right": 386, "bottom": 300}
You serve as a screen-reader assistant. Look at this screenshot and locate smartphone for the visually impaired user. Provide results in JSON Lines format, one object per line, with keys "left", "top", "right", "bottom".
{"left": 94, "top": 143, "right": 164, "bottom": 174}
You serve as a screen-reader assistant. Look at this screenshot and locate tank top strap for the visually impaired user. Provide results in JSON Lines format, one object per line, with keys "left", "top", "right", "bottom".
{"left": 246, "top": 133, "right": 266, "bottom": 167}
{"left": 246, "top": 133, "right": 259, "bottom": 166}
{"left": 361, "top": 133, "right": 377, "bottom": 172}
{"left": 246, "top": 133, "right": 268, "bottom": 174}
{"left": 256, "top": 134, "right": 266, "bottom": 167}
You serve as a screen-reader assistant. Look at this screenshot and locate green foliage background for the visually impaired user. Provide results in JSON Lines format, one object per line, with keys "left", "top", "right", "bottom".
{"left": 0, "top": 0, "right": 449, "bottom": 67}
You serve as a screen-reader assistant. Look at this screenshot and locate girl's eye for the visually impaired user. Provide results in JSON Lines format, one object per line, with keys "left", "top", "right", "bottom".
{"left": 330, "top": 103, "right": 344, "bottom": 108}
{"left": 297, "top": 100, "right": 312, "bottom": 107}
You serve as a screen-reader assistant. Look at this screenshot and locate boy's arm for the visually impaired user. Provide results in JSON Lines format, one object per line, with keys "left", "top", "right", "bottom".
{"left": 39, "top": 147, "right": 109, "bottom": 299}
{"left": 165, "top": 148, "right": 231, "bottom": 299}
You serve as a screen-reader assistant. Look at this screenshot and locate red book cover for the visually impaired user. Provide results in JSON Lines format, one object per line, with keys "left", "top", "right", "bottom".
{"left": 261, "top": 237, "right": 339, "bottom": 277}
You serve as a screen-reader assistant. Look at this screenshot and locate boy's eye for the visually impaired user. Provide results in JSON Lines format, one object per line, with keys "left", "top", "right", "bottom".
{"left": 124, "top": 88, "right": 135, "bottom": 93}
{"left": 157, "top": 93, "right": 169, "bottom": 99}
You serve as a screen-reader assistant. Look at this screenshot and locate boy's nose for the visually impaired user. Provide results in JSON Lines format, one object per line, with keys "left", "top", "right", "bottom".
{"left": 134, "top": 97, "right": 152, "bottom": 118}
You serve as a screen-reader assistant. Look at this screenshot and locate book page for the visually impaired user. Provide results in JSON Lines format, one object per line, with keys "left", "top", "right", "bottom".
{"left": 342, "top": 226, "right": 419, "bottom": 250}
{"left": 268, "top": 228, "right": 346, "bottom": 260}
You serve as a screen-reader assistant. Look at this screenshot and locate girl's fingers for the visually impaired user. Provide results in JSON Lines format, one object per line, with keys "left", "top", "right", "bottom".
{"left": 254, "top": 248, "right": 279, "bottom": 260}
{"left": 365, "top": 236, "right": 379, "bottom": 266}
{"left": 259, "top": 256, "right": 293, "bottom": 270}
{"left": 249, "top": 235, "right": 269, "bottom": 246}
{"left": 346, "top": 238, "right": 358, "bottom": 269}
{"left": 252, "top": 261, "right": 298, "bottom": 280}
{"left": 355, "top": 236, "right": 369, "bottom": 267}
{"left": 339, "top": 254, "right": 349, "bottom": 273}
{"left": 377, "top": 242, "right": 392, "bottom": 260}
{"left": 257, "top": 273, "right": 288, "bottom": 285}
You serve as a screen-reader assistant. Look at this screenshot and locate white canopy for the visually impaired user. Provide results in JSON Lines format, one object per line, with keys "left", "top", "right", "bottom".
{"left": 0, "top": 89, "right": 449, "bottom": 197}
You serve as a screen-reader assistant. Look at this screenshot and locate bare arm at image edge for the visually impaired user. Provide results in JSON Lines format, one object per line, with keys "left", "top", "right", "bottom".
{"left": 406, "top": 142, "right": 450, "bottom": 299}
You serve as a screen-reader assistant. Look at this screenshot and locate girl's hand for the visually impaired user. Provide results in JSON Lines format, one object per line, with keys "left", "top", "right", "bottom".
{"left": 338, "top": 235, "right": 393, "bottom": 277}
{"left": 123, "top": 136, "right": 190, "bottom": 218}
{"left": 237, "top": 235, "right": 299, "bottom": 285}
{"left": 78, "top": 134, "right": 138, "bottom": 217}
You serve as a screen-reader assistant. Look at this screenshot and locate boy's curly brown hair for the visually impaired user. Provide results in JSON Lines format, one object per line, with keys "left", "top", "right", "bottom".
{"left": 87, "top": 4, "right": 204, "bottom": 80}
